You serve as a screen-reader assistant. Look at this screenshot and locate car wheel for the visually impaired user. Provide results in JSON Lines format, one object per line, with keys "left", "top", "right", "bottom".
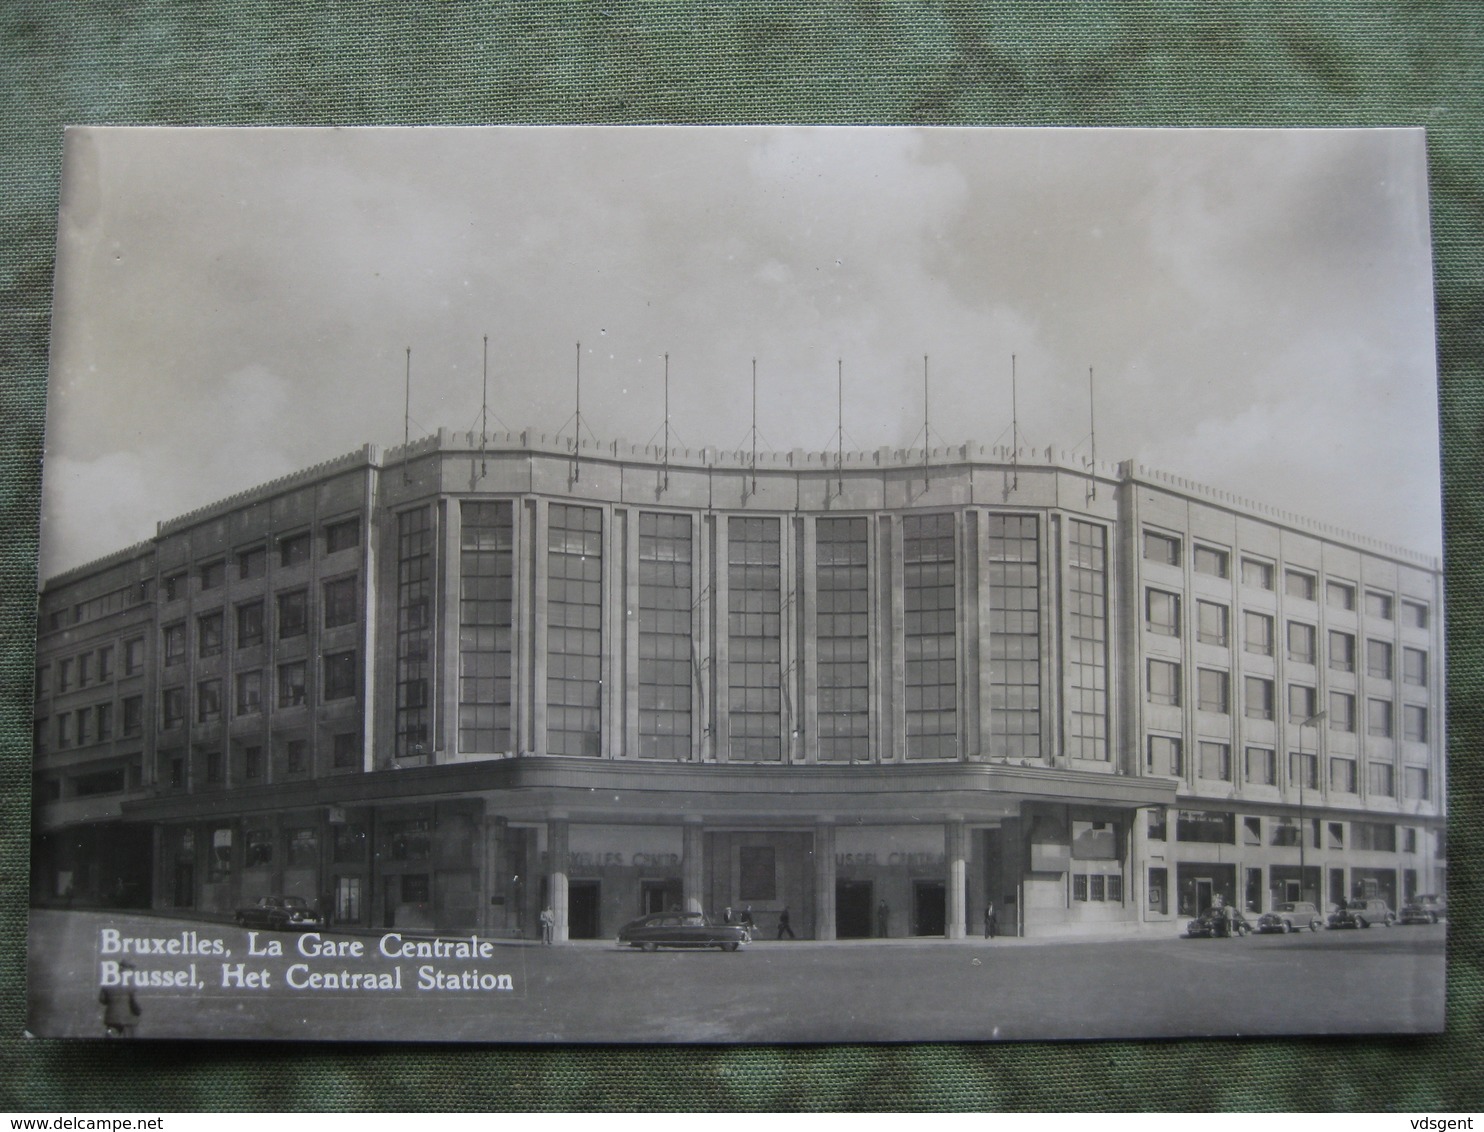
{"left": 724, "top": 942, "right": 739, "bottom": 952}
{"left": 641, "top": 942, "right": 658, "bottom": 952}
{"left": 1357, "top": 917, "right": 1368, "bottom": 929}
{"left": 1282, "top": 921, "right": 1292, "bottom": 934}
{"left": 1309, "top": 920, "right": 1320, "bottom": 932}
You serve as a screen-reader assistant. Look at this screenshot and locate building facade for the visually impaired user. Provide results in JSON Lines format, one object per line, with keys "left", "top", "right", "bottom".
{"left": 31, "top": 432, "right": 1447, "bottom": 940}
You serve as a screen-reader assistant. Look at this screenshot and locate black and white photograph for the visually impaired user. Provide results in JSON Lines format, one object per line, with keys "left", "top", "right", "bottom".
{"left": 27, "top": 124, "right": 1445, "bottom": 1042}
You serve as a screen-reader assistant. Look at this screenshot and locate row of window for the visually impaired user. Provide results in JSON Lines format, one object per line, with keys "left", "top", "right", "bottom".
{"left": 1146, "top": 660, "right": 1430, "bottom": 740}
{"left": 1149, "top": 808, "right": 1427, "bottom": 851}
{"left": 37, "top": 639, "right": 149, "bottom": 700}
{"left": 40, "top": 696, "right": 143, "bottom": 750}
{"left": 1145, "top": 591, "right": 1429, "bottom": 680}
{"left": 159, "top": 731, "right": 363, "bottom": 792}
{"left": 1142, "top": 531, "right": 1430, "bottom": 628}
{"left": 1145, "top": 735, "right": 1431, "bottom": 797}
{"left": 160, "top": 517, "right": 361, "bottom": 602}
{"left": 161, "top": 577, "right": 358, "bottom": 665}
{"left": 161, "top": 653, "right": 357, "bottom": 728}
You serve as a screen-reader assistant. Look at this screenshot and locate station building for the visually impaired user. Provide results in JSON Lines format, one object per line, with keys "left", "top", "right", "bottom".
{"left": 31, "top": 431, "right": 1446, "bottom": 940}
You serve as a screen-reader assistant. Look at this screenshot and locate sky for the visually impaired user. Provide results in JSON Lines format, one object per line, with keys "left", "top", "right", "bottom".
{"left": 40, "top": 125, "right": 1442, "bottom": 578}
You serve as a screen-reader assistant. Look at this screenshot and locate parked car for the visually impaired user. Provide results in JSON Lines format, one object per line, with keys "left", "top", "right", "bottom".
{"left": 234, "top": 895, "right": 325, "bottom": 931}
{"left": 1256, "top": 901, "right": 1325, "bottom": 933}
{"left": 1184, "top": 907, "right": 1252, "bottom": 938}
{"left": 1399, "top": 894, "right": 1447, "bottom": 925}
{"left": 617, "top": 912, "right": 749, "bottom": 952}
{"left": 1327, "top": 898, "right": 1395, "bottom": 929}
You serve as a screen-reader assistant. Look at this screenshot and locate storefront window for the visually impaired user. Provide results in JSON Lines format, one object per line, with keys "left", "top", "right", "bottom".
{"left": 245, "top": 829, "right": 273, "bottom": 868}
{"left": 287, "top": 828, "right": 318, "bottom": 868}
{"left": 332, "top": 823, "right": 367, "bottom": 863}
{"left": 1176, "top": 810, "right": 1234, "bottom": 844}
{"left": 209, "top": 827, "right": 233, "bottom": 881}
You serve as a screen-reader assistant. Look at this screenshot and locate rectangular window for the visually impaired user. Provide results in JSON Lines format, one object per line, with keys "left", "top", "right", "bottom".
{"left": 1403, "top": 827, "right": 1417, "bottom": 854}
{"left": 1245, "top": 746, "right": 1276, "bottom": 785}
{"left": 97, "top": 646, "right": 113, "bottom": 681}
{"left": 1330, "top": 758, "right": 1357, "bottom": 794}
{"left": 1326, "top": 580, "right": 1356, "bottom": 610}
{"left": 1146, "top": 589, "right": 1179, "bottom": 636}
{"left": 815, "top": 516, "right": 868, "bottom": 762}
{"left": 1327, "top": 821, "right": 1345, "bottom": 850}
{"left": 1286, "top": 621, "right": 1316, "bottom": 664}
{"left": 76, "top": 708, "right": 91, "bottom": 745}
{"left": 332, "top": 732, "right": 359, "bottom": 769}
{"left": 197, "top": 679, "right": 222, "bottom": 723}
{"left": 35, "top": 664, "right": 50, "bottom": 700}
{"left": 903, "top": 514, "right": 957, "bottom": 760}
{"left": 1244, "top": 676, "right": 1274, "bottom": 721}
{"left": 237, "top": 601, "right": 264, "bottom": 649}
{"left": 286, "top": 739, "right": 307, "bottom": 775}
{"left": 287, "top": 828, "right": 318, "bottom": 867}
{"left": 1401, "top": 600, "right": 1428, "bottom": 630}
{"left": 58, "top": 657, "right": 73, "bottom": 691}
{"left": 1369, "top": 762, "right": 1395, "bottom": 797}
{"left": 1196, "top": 601, "right": 1228, "bottom": 646}
{"left": 637, "top": 511, "right": 696, "bottom": 760}
{"left": 1241, "top": 558, "right": 1274, "bottom": 590}
{"left": 396, "top": 509, "right": 434, "bottom": 759}
{"left": 459, "top": 501, "right": 515, "bottom": 754}
{"left": 323, "top": 576, "right": 358, "bottom": 629}
{"left": 1367, "top": 698, "right": 1393, "bottom": 738}
{"left": 200, "top": 560, "right": 226, "bottom": 590}
{"left": 246, "top": 829, "right": 273, "bottom": 867}
{"left": 548, "top": 504, "right": 603, "bottom": 757}
{"left": 1148, "top": 867, "right": 1168, "bottom": 914}
{"left": 124, "top": 638, "right": 145, "bottom": 675}
{"left": 333, "top": 824, "right": 367, "bottom": 864}
{"left": 1329, "top": 630, "right": 1355, "bottom": 672}
{"left": 1365, "top": 590, "right": 1394, "bottom": 620}
{"left": 739, "top": 846, "right": 777, "bottom": 901}
{"left": 1147, "top": 809, "right": 1167, "bottom": 841}
{"left": 206, "top": 751, "right": 223, "bottom": 785}
{"left": 56, "top": 713, "right": 72, "bottom": 748}
{"left": 1403, "top": 704, "right": 1428, "bottom": 743}
{"left": 1289, "top": 751, "right": 1318, "bottom": 790}
{"left": 1090, "top": 875, "right": 1107, "bottom": 902}
{"left": 1198, "top": 668, "right": 1229, "bottom": 714}
{"left": 1072, "top": 874, "right": 1088, "bottom": 902}
{"left": 1065, "top": 521, "right": 1107, "bottom": 762}
{"left": 1405, "top": 766, "right": 1429, "bottom": 801}
{"left": 325, "top": 517, "right": 361, "bottom": 554}
{"left": 198, "top": 611, "right": 224, "bottom": 658}
{"left": 1328, "top": 691, "right": 1355, "bottom": 732}
{"left": 1243, "top": 611, "right": 1273, "bottom": 656}
{"left": 122, "top": 695, "right": 142, "bottom": 736}
{"left": 277, "top": 590, "right": 308, "bottom": 639}
{"left": 1285, "top": 569, "right": 1316, "bottom": 601}
{"left": 1147, "top": 734, "right": 1182, "bottom": 776}
{"left": 162, "top": 687, "right": 184, "bottom": 729}
{"left": 726, "top": 515, "right": 783, "bottom": 761}
{"left": 1402, "top": 647, "right": 1428, "bottom": 687}
{"left": 78, "top": 652, "right": 93, "bottom": 687}
{"left": 1193, "top": 545, "right": 1229, "bottom": 578}
{"left": 279, "top": 532, "right": 311, "bottom": 568}
{"left": 1176, "top": 810, "right": 1234, "bottom": 844}
{"left": 985, "top": 516, "right": 1044, "bottom": 759}
{"left": 163, "top": 624, "right": 185, "bottom": 666}
{"left": 1366, "top": 639, "right": 1393, "bottom": 680}
{"left": 1243, "top": 816, "right": 1262, "bottom": 846}
{"left": 1143, "top": 531, "right": 1180, "bottom": 566}
{"left": 236, "top": 670, "right": 263, "bottom": 715}
{"left": 1199, "top": 741, "right": 1231, "bottom": 781}
{"left": 323, "top": 651, "right": 356, "bottom": 701}
{"left": 1288, "top": 684, "right": 1316, "bottom": 724}
{"left": 1147, "top": 659, "right": 1180, "bottom": 706}
{"left": 244, "top": 745, "right": 264, "bottom": 780}
{"left": 278, "top": 662, "right": 307, "bottom": 708}
{"left": 163, "top": 572, "right": 188, "bottom": 602}
{"left": 1353, "top": 822, "right": 1397, "bottom": 853}
{"left": 238, "top": 545, "right": 266, "bottom": 580}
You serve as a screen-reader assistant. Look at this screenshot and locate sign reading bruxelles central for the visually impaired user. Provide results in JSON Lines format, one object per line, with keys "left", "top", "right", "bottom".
{"left": 27, "top": 125, "right": 1446, "bottom": 1042}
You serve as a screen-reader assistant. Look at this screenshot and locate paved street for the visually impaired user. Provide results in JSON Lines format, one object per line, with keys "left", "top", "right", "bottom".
{"left": 27, "top": 909, "right": 1445, "bottom": 1043}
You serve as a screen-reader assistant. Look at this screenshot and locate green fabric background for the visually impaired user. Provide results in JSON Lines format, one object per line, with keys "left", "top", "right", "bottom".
{"left": 1, "top": 1, "right": 1480, "bottom": 1112}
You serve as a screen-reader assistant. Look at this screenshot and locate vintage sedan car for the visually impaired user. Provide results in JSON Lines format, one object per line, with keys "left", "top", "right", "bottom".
{"left": 617, "top": 912, "right": 749, "bottom": 952}
{"left": 1327, "top": 898, "right": 1395, "bottom": 929}
{"left": 1256, "top": 901, "right": 1325, "bottom": 933}
{"left": 234, "top": 895, "right": 325, "bottom": 931}
{"left": 1399, "top": 894, "right": 1447, "bottom": 924}
{"left": 1183, "top": 907, "right": 1252, "bottom": 938}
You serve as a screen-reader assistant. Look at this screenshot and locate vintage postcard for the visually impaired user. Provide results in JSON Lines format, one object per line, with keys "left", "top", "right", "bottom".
{"left": 28, "top": 126, "right": 1445, "bottom": 1041}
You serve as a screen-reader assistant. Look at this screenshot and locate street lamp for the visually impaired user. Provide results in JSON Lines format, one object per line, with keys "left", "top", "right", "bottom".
{"left": 1299, "top": 710, "right": 1326, "bottom": 906}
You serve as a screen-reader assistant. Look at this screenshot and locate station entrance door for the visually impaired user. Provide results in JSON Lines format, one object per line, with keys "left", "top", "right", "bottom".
{"left": 835, "top": 880, "right": 873, "bottom": 938}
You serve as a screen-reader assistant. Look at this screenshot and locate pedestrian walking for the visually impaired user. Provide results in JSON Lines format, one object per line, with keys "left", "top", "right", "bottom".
{"left": 776, "top": 906, "right": 796, "bottom": 939}
{"left": 876, "top": 900, "right": 890, "bottom": 938}
{"left": 723, "top": 905, "right": 734, "bottom": 924}
{"left": 539, "top": 905, "right": 554, "bottom": 945}
{"left": 984, "top": 901, "right": 998, "bottom": 939}
{"left": 100, "top": 963, "right": 141, "bottom": 1038}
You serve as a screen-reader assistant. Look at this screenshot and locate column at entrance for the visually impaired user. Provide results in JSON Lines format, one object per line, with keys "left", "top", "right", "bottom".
{"left": 945, "top": 818, "right": 966, "bottom": 940}
{"left": 682, "top": 821, "right": 704, "bottom": 914}
{"left": 548, "top": 816, "right": 569, "bottom": 944}
{"left": 814, "top": 823, "right": 836, "bottom": 941}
